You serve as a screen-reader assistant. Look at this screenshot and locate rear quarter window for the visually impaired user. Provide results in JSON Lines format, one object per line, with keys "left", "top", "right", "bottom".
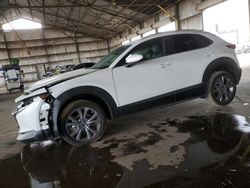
{"left": 165, "top": 34, "right": 213, "bottom": 55}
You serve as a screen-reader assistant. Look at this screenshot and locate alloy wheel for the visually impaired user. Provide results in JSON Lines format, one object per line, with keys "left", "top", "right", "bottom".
{"left": 212, "top": 75, "right": 235, "bottom": 103}
{"left": 65, "top": 107, "right": 101, "bottom": 142}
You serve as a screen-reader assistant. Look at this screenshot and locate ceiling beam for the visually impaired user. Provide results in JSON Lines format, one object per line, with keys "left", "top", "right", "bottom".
{"left": 43, "top": 25, "right": 108, "bottom": 40}
{"left": 105, "top": 0, "right": 137, "bottom": 25}
{"left": 26, "top": 0, "right": 33, "bottom": 19}
{"left": 5, "top": 4, "right": 160, "bottom": 8}
{"left": 54, "top": 0, "right": 62, "bottom": 25}
{"left": 66, "top": 0, "right": 139, "bottom": 23}
{"left": 27, "top": 8, "right": 118, "bottom": 35}
{"left": 111, "top": 0, "right": 153, "bottom": 30}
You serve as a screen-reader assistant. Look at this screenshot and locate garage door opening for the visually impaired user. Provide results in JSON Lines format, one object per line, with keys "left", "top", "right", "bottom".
{"left": 203, "top": 0, "right": 250, "bottom": 67}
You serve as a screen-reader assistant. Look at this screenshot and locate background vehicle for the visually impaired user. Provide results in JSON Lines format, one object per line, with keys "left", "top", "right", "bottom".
{"left": 72, "top": 62, "right": 95, "bottom": 70}
{"left": 55, "top": 64, "right": 75, "bottom": 73}
{"left": 1, "top": 64, "right": 24, "bottom": 93}
{"left": 13, "top": 30, "right": 242, "bottom": 146}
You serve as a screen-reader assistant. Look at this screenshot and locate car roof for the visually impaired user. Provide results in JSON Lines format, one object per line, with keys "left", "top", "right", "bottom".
{"left": 127, "top": 29, "right": 215, "bottom": 46}
{"left": 109, "top": 30, "right": 218, "bottom": 68}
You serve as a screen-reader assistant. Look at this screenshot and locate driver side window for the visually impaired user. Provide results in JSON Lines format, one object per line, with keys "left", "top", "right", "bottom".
{"left": 130, "top": 38, "right": 164, "bottom": 61}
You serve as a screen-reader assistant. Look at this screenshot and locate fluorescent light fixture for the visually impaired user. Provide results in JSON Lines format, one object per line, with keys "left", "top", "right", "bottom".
{"left": 158, "top": 22, "right": 176, "bottom": 33}
{"left": 143, "top": 29, "right": 156, "bottom": 38}
{"left": 131, "top": 35, "right": 141, "bottom": 42}
{"left": 122, "top": 40, "right": 130, "bottom": 45}
{"left": 2, "top": 18, "right": 42, "bottom": 31}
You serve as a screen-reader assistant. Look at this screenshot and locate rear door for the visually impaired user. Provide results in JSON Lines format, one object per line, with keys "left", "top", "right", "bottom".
{"left": 165, "top": 34, "right": 214, "bottom": 91}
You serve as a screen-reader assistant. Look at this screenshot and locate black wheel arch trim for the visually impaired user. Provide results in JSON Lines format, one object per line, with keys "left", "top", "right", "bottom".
{"left": 201, "top": 57, "right": 242, "bottom": 98}
{"left": 202, "top": 57, "right": 242, "bottom": 85}
{"left": 50, "top": 86, "right": 118, "bottom": 138}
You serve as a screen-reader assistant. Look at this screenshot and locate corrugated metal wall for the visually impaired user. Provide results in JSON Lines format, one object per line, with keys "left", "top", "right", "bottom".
{"left": 0, "top": 29, "right": 110, "bottom": 85}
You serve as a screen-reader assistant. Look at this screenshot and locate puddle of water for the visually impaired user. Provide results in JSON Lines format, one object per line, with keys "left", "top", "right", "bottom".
{"left": 1, "top": 113, "right": 250, "bottom": 188}
{"left": 0, "top": 155, "right": 29, "bottom": 188}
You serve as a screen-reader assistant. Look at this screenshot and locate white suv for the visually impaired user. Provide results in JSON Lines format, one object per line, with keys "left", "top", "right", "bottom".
{"left": 12, "top": 30, "right": 242, "bottom": 146}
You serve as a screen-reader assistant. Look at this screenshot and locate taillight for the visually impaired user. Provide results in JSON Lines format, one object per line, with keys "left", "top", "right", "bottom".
{"left": 226, "top": 44, "right": 236, "bottom": 49}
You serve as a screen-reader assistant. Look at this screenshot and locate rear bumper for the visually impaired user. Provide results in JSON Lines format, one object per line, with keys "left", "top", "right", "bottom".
{"left": 13, "top": 97, "right": 52, "bottom": 143}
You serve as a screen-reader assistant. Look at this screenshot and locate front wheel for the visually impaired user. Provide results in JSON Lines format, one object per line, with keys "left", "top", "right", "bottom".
{"left": 208, "top": 71, "right": 236, "bottom": 105}
{"left": 59, "top": 100, "right": 107, "bottom": 146}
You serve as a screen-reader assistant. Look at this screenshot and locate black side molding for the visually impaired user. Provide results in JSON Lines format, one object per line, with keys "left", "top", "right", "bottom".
{"left": 50, "top": 86, "right": 118, "bottom": 138}
{"left": 116, "top": 84, "right": 205, "bottom": 117}
{"left": 202, "top": 57, "right": 242, "bottom": 85}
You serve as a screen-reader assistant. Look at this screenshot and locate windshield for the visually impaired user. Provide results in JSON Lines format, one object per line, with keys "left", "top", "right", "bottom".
{"left": 92, "top": 45, "right": 130, "bottom": 69}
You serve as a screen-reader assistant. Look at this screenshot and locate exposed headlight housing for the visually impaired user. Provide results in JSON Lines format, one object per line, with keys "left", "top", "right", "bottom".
{"left": 38, "top": 93, "right": 51, "bottom": 101}
{"left": 17, "top": 92, "right": 51, "bottom": 110}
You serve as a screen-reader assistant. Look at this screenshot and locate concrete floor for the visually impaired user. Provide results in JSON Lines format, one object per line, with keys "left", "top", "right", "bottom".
{"left": 1, "top": 68, "right": 250, "bottom": 188}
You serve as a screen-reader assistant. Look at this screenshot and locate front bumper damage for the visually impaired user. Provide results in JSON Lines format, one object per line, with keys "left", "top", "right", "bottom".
{"left": 12, "top": 97, "right": 52, "bottom": 143}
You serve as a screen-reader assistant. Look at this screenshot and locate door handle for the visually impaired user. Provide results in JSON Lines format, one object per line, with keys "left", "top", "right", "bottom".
{"left": 161, "top": 62, "right": 171, "bottom": 68}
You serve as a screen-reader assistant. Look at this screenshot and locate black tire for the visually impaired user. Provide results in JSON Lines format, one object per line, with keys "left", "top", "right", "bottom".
{"left": 208, "top": 71, "right": 236, "bottom": 105}
{"left": 59, "top": 100, "right": 107, "bottom": 146}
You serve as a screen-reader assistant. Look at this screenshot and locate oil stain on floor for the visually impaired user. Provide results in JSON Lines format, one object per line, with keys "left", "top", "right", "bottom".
{"left": 1, "top": 113, "right": 250, "bottom": 188}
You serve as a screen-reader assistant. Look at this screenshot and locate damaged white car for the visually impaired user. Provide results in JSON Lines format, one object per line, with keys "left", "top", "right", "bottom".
{"left": 12, "top": 30, "right": 241, "bottom": 146}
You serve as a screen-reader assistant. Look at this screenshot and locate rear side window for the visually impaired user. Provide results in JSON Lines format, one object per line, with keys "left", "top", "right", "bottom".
{"left": 165, "top": 34, "right": 212, "bottom": 55}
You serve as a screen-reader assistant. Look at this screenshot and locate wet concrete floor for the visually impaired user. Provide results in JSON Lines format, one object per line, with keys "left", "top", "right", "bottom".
{"left": 1, "top": 113, "right": 250, "bottom": 188}
{"left": 1, "top": 68, "right": 250, "bottom": 188}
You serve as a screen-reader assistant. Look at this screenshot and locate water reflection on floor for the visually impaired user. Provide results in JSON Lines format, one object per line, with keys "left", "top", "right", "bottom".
{"left": 1, "top": 113, "right": 250, "bottom": 188}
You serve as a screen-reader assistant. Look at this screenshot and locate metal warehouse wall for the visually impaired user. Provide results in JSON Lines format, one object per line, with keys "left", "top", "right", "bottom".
{"left": 0, "top": 29, "right": 110, "bottom": 85}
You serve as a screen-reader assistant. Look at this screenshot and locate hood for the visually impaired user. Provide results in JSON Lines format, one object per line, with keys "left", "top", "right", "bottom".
{"left": 25, "top": 68, "right": 97, "bottom": 93}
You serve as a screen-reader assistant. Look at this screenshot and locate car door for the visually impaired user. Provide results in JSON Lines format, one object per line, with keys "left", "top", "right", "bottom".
{"left": 165, "top": 34, "right": 214, "bottom": 91}
{"left": 112, "top": 37, "right": 174, "bottom": 106}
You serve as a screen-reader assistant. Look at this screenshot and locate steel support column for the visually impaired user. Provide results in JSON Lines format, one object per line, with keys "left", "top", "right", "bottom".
{"left": 74, "top": 32, "right": 81, "bottom": 64}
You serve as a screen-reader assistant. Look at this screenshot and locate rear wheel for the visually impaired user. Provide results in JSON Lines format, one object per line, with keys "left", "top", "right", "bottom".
{"left": 59, "top": 100, "right": 107, "bottom": 146}
{"left": 208, "top": 71, "right": 236, "bottom": 105}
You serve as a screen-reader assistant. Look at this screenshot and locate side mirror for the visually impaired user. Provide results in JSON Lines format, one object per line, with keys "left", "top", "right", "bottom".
{"left": 125, "top": 54, "right": 143, "bottom": 67}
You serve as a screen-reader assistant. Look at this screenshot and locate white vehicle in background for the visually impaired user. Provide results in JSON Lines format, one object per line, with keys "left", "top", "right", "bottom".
{"left": 1, "top": 65, "right": 24, "bottom": 93}
{"left": 12, "top": 30, "right": 242, "bottom": 146}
